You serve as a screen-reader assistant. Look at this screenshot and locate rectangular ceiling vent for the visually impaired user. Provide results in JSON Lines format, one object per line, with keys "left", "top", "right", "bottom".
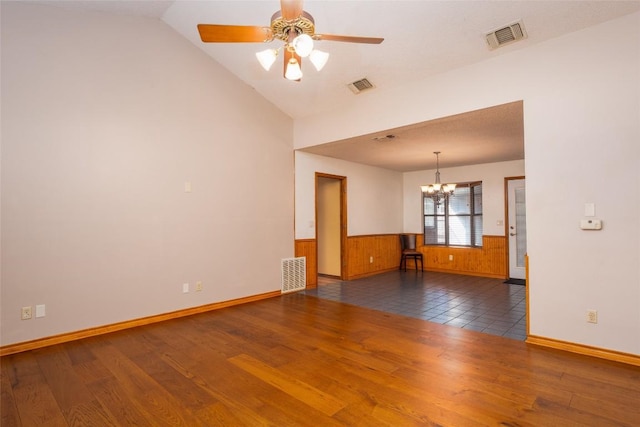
{"left": 347, "top": 78, "right": 375, "bottom": 94}
{"left": 486, "top": 20, "right": 527, "bottom": 50}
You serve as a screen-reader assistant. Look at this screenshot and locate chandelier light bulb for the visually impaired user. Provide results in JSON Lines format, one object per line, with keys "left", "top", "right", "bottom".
{"left": 285, "top": 58, "right": 303, "bottom": 80}
{"left": 292, "top": 34, "right": 314, "bottom": 57}
{"left": 442, "top": 183, "right": 456, "bottom": 193}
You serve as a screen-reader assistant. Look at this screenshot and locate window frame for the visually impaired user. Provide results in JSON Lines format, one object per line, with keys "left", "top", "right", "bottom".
{"left": 423, "top": 181, "right": 483, "bottom": 248}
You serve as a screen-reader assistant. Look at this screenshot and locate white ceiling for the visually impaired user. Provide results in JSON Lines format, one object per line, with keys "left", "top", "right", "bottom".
{"left": 301, "top": 101, "right": 524, "bottom": 172}
{"left": 32, "top": 0, "right": 640, "bottom": 171}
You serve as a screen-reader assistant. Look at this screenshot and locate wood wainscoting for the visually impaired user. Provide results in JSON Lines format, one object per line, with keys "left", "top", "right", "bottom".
{"left": 418, "top": 235, "right": 507, "bottom": 279}
{"left": 346, "top": 234, "right": 400, "bottom": 280}
{"left": 294, "top": 239, "right": 317, "bottom": 288}
{"left": 296, "top": 234, "right": 507, "bottom": 286}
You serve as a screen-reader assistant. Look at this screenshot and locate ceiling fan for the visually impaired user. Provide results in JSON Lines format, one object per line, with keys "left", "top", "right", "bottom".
{"left": 197, "top": 0, "right": 384, "bottom": 81}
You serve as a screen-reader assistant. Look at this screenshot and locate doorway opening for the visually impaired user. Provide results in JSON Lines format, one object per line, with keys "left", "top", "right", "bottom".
{"left": 316, "top": 173, "right": 347, "bottom": 281}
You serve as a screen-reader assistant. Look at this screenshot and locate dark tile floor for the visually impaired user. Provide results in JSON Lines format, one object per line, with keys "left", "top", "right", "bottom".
{"left": 305, "top": 270, "right": 527, "bottom": 341}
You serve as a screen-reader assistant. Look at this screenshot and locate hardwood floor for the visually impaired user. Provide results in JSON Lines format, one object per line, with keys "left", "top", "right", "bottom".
{"left": 2, "top": 293, "right": 639, "bottom": 426}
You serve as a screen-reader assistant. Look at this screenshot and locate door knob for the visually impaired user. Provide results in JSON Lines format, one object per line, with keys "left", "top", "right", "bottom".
{"left": 510, "top": 232, "right": 517, "bottom": 236}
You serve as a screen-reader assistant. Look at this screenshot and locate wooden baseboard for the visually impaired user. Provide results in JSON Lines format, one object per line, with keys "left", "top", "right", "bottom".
{"left": 526, "top": 335, "right": 640, "bottom": 367}
{"left": 425, "top": 267, "right": 506, "bottom": 280}
{"left": 347, "top": 267, "right": 398, "bottom": 281}
{"left": 0, "top": 290, "right": 281, "bottom": 357}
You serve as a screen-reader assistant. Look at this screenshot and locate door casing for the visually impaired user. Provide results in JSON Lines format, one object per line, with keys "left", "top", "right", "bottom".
{"left": 315, "top": 173, "right": 347, "bottom": 280}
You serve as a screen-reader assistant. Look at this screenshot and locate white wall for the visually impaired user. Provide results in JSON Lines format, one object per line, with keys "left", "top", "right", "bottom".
{"left": 0, "top": 3, "right": 294, "bottom": 346}
{"left": 404, "top": 160, "right": 525, "bottom": 235}
{"left": 295, "top": 152, "right": 403, "bottom": 239}
{"left": 295, "top": 13, "right": 640, "bottom": 355}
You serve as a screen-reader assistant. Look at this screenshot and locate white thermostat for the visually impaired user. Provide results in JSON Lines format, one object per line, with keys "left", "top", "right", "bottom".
{"left": 580, "top": 219, "right": 602, "bottom": 230}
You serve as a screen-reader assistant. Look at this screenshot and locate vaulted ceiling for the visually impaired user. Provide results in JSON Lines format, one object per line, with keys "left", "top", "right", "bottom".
{"left": 33, "top": 1, "right": 640, "bottom": 171}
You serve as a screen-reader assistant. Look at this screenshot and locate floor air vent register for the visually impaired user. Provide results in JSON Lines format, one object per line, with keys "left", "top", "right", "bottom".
{"left": 281, "top": 257, "right": 306, "bottom": 293}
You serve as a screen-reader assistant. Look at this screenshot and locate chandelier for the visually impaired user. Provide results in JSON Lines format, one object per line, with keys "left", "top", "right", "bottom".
{"left": 421, "top": 151, "right": 456, "bottom": 205}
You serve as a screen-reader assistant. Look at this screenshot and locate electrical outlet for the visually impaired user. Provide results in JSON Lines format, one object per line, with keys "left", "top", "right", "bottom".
{"left": 369, "top": 256, "right": 373, "bottom": 264}
{"left": 21, "top": 306, "right": 32, "bottom": 320}
{"left": 182, "top": 283, "right": 189, "bottom": 293}
{"left": 449, "top": 254, "right": 454, "bottom": 261}
{"left": 196, "top": 281, "right": 203, "bottom": 291}
{"left": 587, "top": 309, "right": 598, "bottom": 324}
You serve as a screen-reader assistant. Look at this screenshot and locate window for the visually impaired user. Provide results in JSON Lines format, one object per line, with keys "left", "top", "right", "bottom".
{"left": 423, "top": 182, "right": 483, "bottom": 247}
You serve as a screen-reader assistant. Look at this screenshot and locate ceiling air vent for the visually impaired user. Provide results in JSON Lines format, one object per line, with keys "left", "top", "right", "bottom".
{"left": 486, "top": 20, "right": 527, "bottom": 50}
{"left": 347, "top": 78, "right": 375, "bottom": 94}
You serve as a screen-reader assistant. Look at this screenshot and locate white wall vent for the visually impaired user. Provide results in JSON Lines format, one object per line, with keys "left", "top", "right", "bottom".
{"left": 281, "top": 257, "right": 306, "bottom": 293}
{"left": 347, "top": 78, "right": 375, "bottom": 94}
{"left": 486, "top": 20, "right": 527, "bottom": 50}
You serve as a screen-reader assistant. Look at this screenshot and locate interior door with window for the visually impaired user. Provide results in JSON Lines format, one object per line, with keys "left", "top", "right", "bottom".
{"left": 507, "top": 178, "right": 527, "bottom": 279}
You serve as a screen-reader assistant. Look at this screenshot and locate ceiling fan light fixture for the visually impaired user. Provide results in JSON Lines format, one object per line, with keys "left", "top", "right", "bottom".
{"left": 292, "top": 33, "right": 314, "bottom": 57}
{"left": 285, "top": 58, "right": 303, "bottom": 80}
{"left": 197, "top": 2, "right": 383, "bottom": 81}
{"left": 256, "top": 48, "right": 278, "bottom": 71}
{"left": 309, "top": 49, "right": 329, "bottom": 71}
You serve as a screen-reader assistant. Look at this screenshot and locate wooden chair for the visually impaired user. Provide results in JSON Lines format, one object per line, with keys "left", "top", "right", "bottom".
{"left": 399, "top": 234, "right": 423, "bottom": 272}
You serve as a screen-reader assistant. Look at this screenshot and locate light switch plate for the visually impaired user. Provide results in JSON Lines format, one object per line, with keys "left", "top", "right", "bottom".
{"left": 35, "top": 304, "right": 46, "bottom": 318}
{"left": 584, "top": 203, "right": 595, "bottom": 217}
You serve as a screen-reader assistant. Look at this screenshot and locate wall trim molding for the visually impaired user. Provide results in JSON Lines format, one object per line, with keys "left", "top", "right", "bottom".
{"left": 347, "top": 267, "right": 399, "bottom": 281}
{"left": 348, "top": 233, "right": 401, "bottom": 238}
{"left": 527, "top": 335, "right": 640, "bottom": 367}
{"left": 0, "top": 290, "right": 281, "bottom": 356}
{"left": 424, "top": 267, "right": 505, "bottom": 279}
{"left": 6, "top": 290, "right": 638, "bottom": 368}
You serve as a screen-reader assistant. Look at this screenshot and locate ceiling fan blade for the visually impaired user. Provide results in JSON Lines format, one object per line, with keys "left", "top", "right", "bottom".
{"left": 315, "top": 34, "right": 384, "bottom": 44}
{"left": 197, "top": 24, "right": 273, "bottom": 43}
{"left": 280, "top": 0, "right": 304, "bottom": 21}
{"left": 283, "top": 49, "right": 302, "bottom": 81}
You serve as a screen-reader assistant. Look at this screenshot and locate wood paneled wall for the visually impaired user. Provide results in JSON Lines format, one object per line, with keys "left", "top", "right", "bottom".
{"left": 294, "top": 239, "right": 317, "bottom": 288}
{"left": 346, "top": 234, "right": 401, "bottom": 280}
{"left": 296, "top": 233, "right": 507, "bottom": 287}
{"left": 417, "top": 235, "right": 507, "bottom": 279}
